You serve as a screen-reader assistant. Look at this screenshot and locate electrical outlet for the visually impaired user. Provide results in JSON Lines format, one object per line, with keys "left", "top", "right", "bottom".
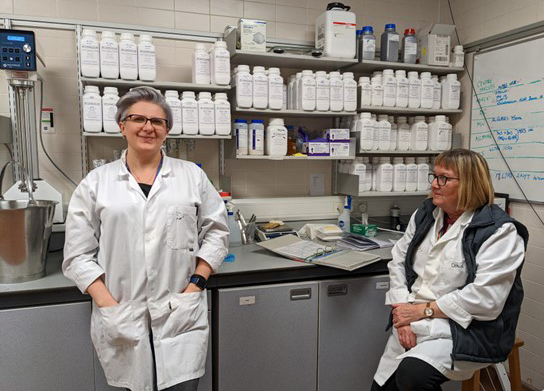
{"left": 358, "top": 201, "right": 367, "bottom": 213}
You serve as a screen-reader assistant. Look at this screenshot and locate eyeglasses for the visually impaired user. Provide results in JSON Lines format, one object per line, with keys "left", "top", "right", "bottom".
{"left": 122, "top": 114, "right": 169, "bottom": 130}
{"left": 428, "top": 173, "right": 459, "bottom": 186}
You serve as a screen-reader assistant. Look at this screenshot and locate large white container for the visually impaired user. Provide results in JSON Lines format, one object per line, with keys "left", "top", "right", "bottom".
{"left": 359, "top": 76, "right": 371, "bottom": 107}
{"left": 377, "top": 114, "right": 391, "bottom": 150}
{"left": 357, "top": 112, "right": 374, "bottom": 151}
{"left": 138, "top": 34, "right": 156, "bottom": 81}
{"left": 416, "top": 157, "right": 430, "bottom": 191}
{"left": 268, "top": 67, "right": 283, "bottom": 110}
{"left": 396, "top": 116, "right": 411, "bottom": 151}
{"left": 371, "top": 75, "right": 383, "bottom": 106}
{"left": 235, "top": 64, "right": 253, "bottom": 108}
{"left": 214, "top": 93, "right": 231, "bottom": 136}
{"left": 343, "top": 72, "right": 357, "bottom": 112}
{"left": 420, "top": 72, "right": 434, "bottom": 109}
{"left": 99, "top": 31, "right": 119, "bottom": 79}
{"left": 315, "top": 3, "right": 357, "bottom": 58}
{"left": 299, "top": 70, "right": 316, "bottom": 111}
{"left": 429, "top": 115, "right": 450, "bottom": 150}
{"left": 181, "top": 91, "right": 198, "bottom": 135}
{"left": 193, "top": 43, "right": 211, "bottom": 84}
{"left": 293, "top": 72, "right": 302, "bottom": 109}
{"left": 316, "top": 71, "right": 330, "bottom": 111}
{"left": 253, "top": 66, "right": 268, "bottom": 109}
{"left": 198, "top": 92, "right": 215, "bottom": 135}
{"left": 83, "top": 85, "right": 102, "bottom": 133}
{"left": 348, "top": 158, "right": 366, "bottom": 193}
{"left": 389, "top": 115, "right": 397, "bottom": 150}
{"left": 119, "top": 33, "right": 138, "bottom": 81}
{"left": 442, "top": 73, "right": 461, "bottom": 109}
{"left": 266, "top": 118, "right": 288, "bottom": 156}
{"left": 395, "top": 70, "right": 409, "bottom": 108}
{"left": 392, "top": 157, "right": 407, "bottom": 192}
{"left": 382, "top": 69, "right": 397, "bottom": 107}
{"left": 102, "top": 87, "right": 120, "bottom": 133}
{"left": 234, "top": 119, "right": 249, "bottom": 155}
{"left": 210, "top": 40, "right": 230, "bottom": 85}
{"left": 362, "top": 156, "right": 372, "bottom": 191}
{"left": 371, "top": 113, "right": 379, "bottom": 151}
{"left": 80, "top": 29, "right": 100, "bottom": 78}
{"left": 249, "top": 120, "right": 265, "bottom": 155}
{"left": 405, "top": 157, "right": 418, "bottom": 191}
{"left": 432, "top": 74, "right": 442, "bottom": 109}
{"left": 329, "top": 71, "right": 344, "bottom": 111}
{"left": 410, "top": 116, "right": 428, "bottom": 151}
{"left": 376, "top": 157, "right": 393, "bottom": 192}
{"left": 165, "top": 90, "right": 182, "bottom": 135}
{"left": 408, "top": 71, "right": 421, "bottom": 109}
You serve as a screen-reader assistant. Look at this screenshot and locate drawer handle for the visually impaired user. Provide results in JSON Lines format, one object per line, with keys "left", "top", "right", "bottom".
{"left": 327, "top": 284, "right": 348, "bottom": 296}
{"left": 290, "top": 288, "right": 311, "bottom": 301}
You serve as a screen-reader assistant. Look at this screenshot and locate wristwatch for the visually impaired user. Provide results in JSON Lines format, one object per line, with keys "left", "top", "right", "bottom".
{"left": 189, "top": 274, "right": 208, "bottom": 290}
{"left": 424, "top": 302, "right": 434, "bottom": 318}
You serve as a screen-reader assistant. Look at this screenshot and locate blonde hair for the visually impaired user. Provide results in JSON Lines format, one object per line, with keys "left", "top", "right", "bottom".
{"left": 434, "top": 149, "right": 494, "bottom": 211}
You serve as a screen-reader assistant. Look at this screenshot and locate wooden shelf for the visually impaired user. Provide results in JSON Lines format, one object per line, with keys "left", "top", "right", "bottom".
{"left": 346, "top": 60, "right": 464, "bottom": 75}
{"left": 81, "top": 77, "right": 230, "bottom": 92}
{"left": 83, "top": 132, "right": 231, "bottom": 139}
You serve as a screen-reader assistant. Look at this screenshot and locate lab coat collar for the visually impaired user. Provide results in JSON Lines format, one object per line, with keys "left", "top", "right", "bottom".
{"left": 433, "top": 207, "right": 475, "bottom": 244}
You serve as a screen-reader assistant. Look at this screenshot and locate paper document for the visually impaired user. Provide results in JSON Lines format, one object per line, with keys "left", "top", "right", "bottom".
{"left": 337, "top": 232, "right": 395, "bottom": 252}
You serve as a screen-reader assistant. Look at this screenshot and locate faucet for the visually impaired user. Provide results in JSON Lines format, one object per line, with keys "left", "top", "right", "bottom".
{"left": 0, "top": 160, "right": 36, "bottom": 204}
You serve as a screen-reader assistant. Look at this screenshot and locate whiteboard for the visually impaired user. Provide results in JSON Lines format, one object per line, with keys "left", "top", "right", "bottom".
{"left": 470, "top": 36, "right": 544, "bottom": 203}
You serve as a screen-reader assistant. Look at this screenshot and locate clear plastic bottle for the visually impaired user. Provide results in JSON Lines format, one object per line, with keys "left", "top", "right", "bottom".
{"left": 420, "top": 72, "right": 434, "bottom": 109}
{"left": 380, "top": 24, "right": 400, "bottom": 62}
{"left": 388, "top": 115, "right": 397, "bottom": 150}
{"left": 382, "top": 69, "right": 397, "bottom": 107}
{"left": 83, "top": 85, "right": 102, "bottom": 133}
{"left": 138, "top": 34, "right": 156, "bottom": 81}
{"left": 410, "top": 115, "right": 428, "bottom": 151}
{"left": 371, "top": 114, "right": 379, "bottom": 151}
{"left": 371, "top": 74, "right": 383, "bottom": 106}
{"left": 249, "top": 120, "right": 265, "bottom": 156}
{"left": 198, "top": 92, "right": 215, "bottom": 135}
{"left": 343, "top": 72, "right": 357, "bottom": 112}
{"left": 102, "top": 87, "right": 120, "bottom": 134}
{"left": 294, "top": 72, "right": 302, "bottom": 109}
{"left": 268, "top": 67, "right": 283, "bottom": 110}
{"left": 266, "top": 118, "right": 288, "bottom": 156}
{"left": 119, "top": 33, "right": 138, "bottom": 81}
{"left": 300, "top": 70, "right": 316, "bottom": 111}
{"left": 181, "top": 91, "right": 198, "bottom": 135}
{"left": 377, "top": 114, "right": 391, "bottom": 150}
{"left": 235, "top": 65, "right": 253, "bottom": 109}
{"left": 338, "top": 196, "right": 351, "bottom": 232}
{"left": 165, "top": 90, "right": 182, "bottom": 135}
{"left": 329, "top": 71, "right": 344, "bottom": 112}
{"left": 401, "top": 28, "right": 417, "bottom": 64}
{"left": 227, "top": 208, "right": 242, "bottom": 247}
{"left": 432, "top": 74, "right": 442, "bottom": 109}
{"left": 214, "top": 93, "right": 231, "bottom": 136}
{"left": 362, "top": 157, "right": 372, "bottom": 191}
{"left": 376, "top": 157, "right": 393, "bottom": 192}
{"left": 192, "top": 43, "right": 211, "bottom": 84}
{"left": 396, "top": 116, "right": 411, "bottom": 151}
{"left": 234, "top": 119, "right": 249, "bottom": 155}
{"left": 395, "top": 70, "right": 409, "bottom": 108}
{"left": 416, "top": 157, "right": 430, "bottom": 191}
{"left": 361, "top": 26, "right": 376, "bottom": 61}
{"left": 442, "top": 73, "right": 461, "bottom": 109}
{"left": 253, "top": 66, "right": 268, "bottom": 109}
{"left": 408, "top": 71, "right": 421, "bottom": 109}
{"left": 404, "top": 157, "right": 418, "bottom": 191}
{"left": 359, "top": 76, "right": 372, "bottom": 107}
{"left": 357, "top": 112, "right": 374, "bottom": 152}
{"left": 349, "top": 158, "right": 367, "bottom": 194}
{"left": 210, "top": 40, "right": 230, "bottom": 85}
{"left": 392, "top": 157, "right": 407, "bottom": 192}
{"left": 316, "top": 71, "right": 330, "bottom": 111}
{"left": 80, "top": 29, "right": 100, "bottom": 78}
{"left": 452, "top": 45, "right": 464, "bottom": 68}
{"left": 99, "top": 31, "right": 119, "bottom": 79}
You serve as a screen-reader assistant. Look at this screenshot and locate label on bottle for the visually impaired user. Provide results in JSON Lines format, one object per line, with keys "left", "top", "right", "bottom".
{"left": 238, "top": 74, "right": 253, "bottom": 97}
{"left": 100, "top": 41, "right": 118, "bottom": 67}
{"left": 166, "top": 100, "right": 182, "bottom": 130}
{"left": 389, "top": 34, "right": 400, "bottom": 42}
{"left": 397, "top": 79, "right": 409, "bottom": 97}
{"left": 182, "top": 102, "right": 198, "bottom": 125}
{"left": 409, "top": 82, "right": 421, "bottom": 99}
{"left": 384, "top": 79, "right": 397, "bottom": 99}
{"left": 119, "top": 43, "right": 137, "bottom": 70}
{"left": 250, "top": 128, "right": 264, "bottom": 153}
{"left": 236, "top": 128, "right": 248, "bottom": 154}
{"left": 330, "top": 81, "right": 343, "bottom": 102}
{"left": 84, "top": 99, "right": 101, "bottom": 121}
{"left": 451, "top": 84, "right": 461, "bottom": 100}
{"left": 405, "top": 41, "right": 417, "bottom": 55}
{"left": 81, "top": 39, "right": 99, "bottom": 67}
{"left": 199, "top": 103, "right": 215, "bottom": 125}
{"left": 317, "top": 80, "right": 330, "bottom": 102}
{"left": 344, "top": 84, "right": 357, "bottom": 103}
{"left": 269, "top": 76, "right": 283, "bottom": 100}
{"left": 195, "top": 53, "right": 210, "bottom": 77}
{"left": 215, "top": 103, "right": 231, "bottom": 126}
{"left": 213, "top": 50, "right": 230, "bottom": 74}
{"left": 363, "top": 38, "right": 376, "bottom": 52}
{"left": 138, "top": 44, "right": 156, "bottom": 70}
{"left": 254, "top": 75, "right": 268, "bottom": 98}
{"left": 302, "top": 78, "right": 316, "bottom": 100}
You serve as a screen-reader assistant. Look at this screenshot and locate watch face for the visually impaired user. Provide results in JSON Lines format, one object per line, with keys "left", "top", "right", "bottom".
{"left": 424, "top": 307, "right": 434, "bottom": 317}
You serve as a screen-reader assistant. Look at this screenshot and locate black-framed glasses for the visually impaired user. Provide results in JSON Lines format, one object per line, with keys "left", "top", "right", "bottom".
{"left": 428, "top": 173, "right": 459, "bottom": 186}
{"left": 123, "top": 114, "right": 169, "bottom": 130}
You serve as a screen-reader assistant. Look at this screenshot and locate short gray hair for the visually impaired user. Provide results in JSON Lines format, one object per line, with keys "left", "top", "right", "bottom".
{"left": 115, "top": 86, "right": 173, "bottom": 130}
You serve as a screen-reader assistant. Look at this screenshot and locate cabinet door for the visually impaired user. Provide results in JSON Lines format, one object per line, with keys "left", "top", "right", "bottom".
{"left": 318, "top": 275, "right": 391, "bottom": 391}
{"left": 216, "top": 282, "right": 318, "bottom": 391}
{"left": 0, "top": 302, "right": 94, "bottom": 391}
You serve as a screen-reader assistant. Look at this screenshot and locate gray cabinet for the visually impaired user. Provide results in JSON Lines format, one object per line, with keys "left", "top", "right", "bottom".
{"left": 216, "top": 281, "right": 319, "bottom": 391}
{"left": 0, "top": 302, "right": 95, "bottom": 391}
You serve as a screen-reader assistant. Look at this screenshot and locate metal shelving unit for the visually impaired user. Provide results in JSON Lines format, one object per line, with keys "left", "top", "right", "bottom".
{"left": 83, "top": 132, "right": 231, "bottom": 139}
{"left": 232, "top": 107, "right": 356, "bottom": 118}
{"left": 235, "top": 155, "right": 355, "bottom": 160}
{"left": 357, "top": 106, "right": 462, "bottom": 115}
{"left": 356, "top": 150, "right": 445, "bottom": 156}
{"left": 81, "top": 77, "right": 230, "bottom": 92}
{"left": 346, "top": 59, "right": 464, "bottom": 75}
{"left": 337, "top": 173, "right": 429, "bottom": 198}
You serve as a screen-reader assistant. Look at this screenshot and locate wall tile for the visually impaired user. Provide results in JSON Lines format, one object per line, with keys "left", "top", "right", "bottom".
{"left": 175, "top": 11, "right": 210, "bottom": 31}
{"left": 98, "top": 0, "right": 135, "bottom": 5}
{"left": 520, "top": 366, "right": 544, "bottom": 390}
{"left": 507, "top": 0, "right": 539, "bottom": 13}
{"left": 98, "top": 3, "right": 139, "bottom": 25}
{"left": 526, "top": 244, "right": 544, "bottom": 267}
{"left": 135, "top": 0, "right": 174, "bottom": 10}
{"left": 481, "top": 14, "right": 509, "bottom": 38}
{"left": 174, "top": 0, "right": 209, "bottom": 15}
{"left": 209, "top": 15, "right": 238, "bottom": 33}
{"left": 276, "top": 5, "right": 307, "bottom": 25}
{"left": 508, "top": 5, "right": 537, "bottom": 30}
{"left": 210, "top": 0, "right": 243, "bottom": 18}
{"left": 521, "top": 297, "right": 544, "bottom": 323}
{"left": 519, "top": 349, "right": 544, "bottom": 378}
{"left": 0, "top": 0, "right": 13, "bottom": 13}
{"left": 305, "top": 0, "right": 328, "bottom": 11}
{"left": 244, "top": 1, "right": 275, "bottom": 21}
{"left": 57, "top": 1, "right": 99, "bottom": 21}
{"left": 137, "top": 7, "right": 176, "bottom": 29}
{"left": 275, "top": 22, "right": 307, "bottom": 41}
{"left": 14, "top": 0, "right": 57, "bottom": 17}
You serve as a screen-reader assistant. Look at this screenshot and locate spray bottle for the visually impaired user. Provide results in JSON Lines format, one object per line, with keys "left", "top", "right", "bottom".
{"left": 338, "top": 195, "right": 352, "bottom": 232}
{"left": 226, "top": 201, "right": 242, "bottom": 247}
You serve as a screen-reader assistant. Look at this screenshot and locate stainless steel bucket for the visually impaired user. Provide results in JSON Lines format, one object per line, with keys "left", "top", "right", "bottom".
{"left": 0, "top": 200, "right": 57, "bottom": 283}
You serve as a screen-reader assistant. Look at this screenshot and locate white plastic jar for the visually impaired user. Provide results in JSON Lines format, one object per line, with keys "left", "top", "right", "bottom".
{"left": 359, "top": 76, "right": 371, "bottom": 107}
{"left": 235, "top": 65, "right": 253, "bottom": 109}
{"left": 198, "top": 92, "right": 215, "bottom": 135}
{"left": 432, "top": 74, "right": 441, "bottom": 109}
{"left": 329, "top": 71, "right": 343, "bottom": 111}
{"left": 429, "top": 115, "right": 450, "bottom": 150}
{"left": 405, "top": 157, "right": 418, "bottom": 191}
{"left": 193, "top": 43, "right": 211, "bottom": 84}
{"left": 388, "top": 115, "right": 397, "bottom": 150}
{"left": 416, "top": 157, "right": 430, "bottom": 191}
{"left": 410, "top": 115, "right": 428, "bottom": 151}
{"left": 453, "top": 45, "right": 464, "bottom": 68}
{"left": 100, "top": 31, "right": 119, "bottom": 79}
{"left": 420, "top": 72, "right": 434, "bottom": 109}
{"left": 102, "top": 87, "right": 120, "bottom": 133}
{"left": 252, "top": 66, "right": 268, "bottom": 109}
{"left": 119, "top": 33, "right": 138, "bottom": 81}
{"left": 293, "top": 72, "right": 302, "bottom": 109}
{"left": 165, "top": 90, "right": 182, "bottom": 135}
{"left": 316, "top": 71, "right": 330, "bottom": 111}
{"left": 408, "top": 71, "right": 421, "bottom": 109}
{"left": 392, "top": 157, "right": 407, "bottom": 192}
{"left": 268, "top": 67, "right": 284, "bottom": 110}
{"left": 376, "top": 157, "right": 393, "bottom": 192}
{"left": 394, "top": 70, "right": 409, "bottom": 108}
{"left": 83, "top": 85, "right": 102, "bottom": 133}
{"left": 266, "top": 118, "right": 288, "bottom": 156}
{"left": 371, "top": 114, "right": 379, "bottom": 151}
{"left": 377, "top": 114, "right": 391, "bottom": 150}
{"left": 382, "top": 69, "right": 397, "bottom": 107}
{"left": 210, "top": 40, "right": 230, "bottom": 85}
{"left": 362, "top": 157, "right": 372, "bottom": 191}
{"left": 371, "top": 156, "right": 380, "bottom": 190}
{"left": 80, "top": 29, "right": 100, "bottom": 78}
{"left": 343, "top": 72, "right": 357, "bottom": 112}
{"left": 442, "top": 73, "right": 461, "bottom": 109}
{"left": 348, "top": 158, "right": 367, "bottom": 193}
{"left": 234, "top": 119, "right": 249, "bottom": 155}
{"left": 300, "top": 70, "right": 316, "bottom": 111}
{"left": 371, "top": 74, "right": 383, "bottom": 106}
{"left": 138, "top": 34, "right": 156, "bottom": 81}
{"left": 214, "top": 93, "right": 231, "bottom": 136}
{"left": 396, "top": 116, "right": 411, "bottom": 151}
{"left": 181, "top": 91, "right": 198, "bottom": 135}
{"left": 249, "top": 119, "right": 265, "bottom": 156}
{"left": 357, "top": 112, "right": 374, "bottom": 152}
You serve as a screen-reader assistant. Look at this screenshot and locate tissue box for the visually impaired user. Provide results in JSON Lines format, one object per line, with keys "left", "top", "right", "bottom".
{"left": 351, "top": 224, "right": 378, "bottom": 237}
{"left": 417, "top": 23, "right": 455, "bottom": 66}
{"left": 329, "top": 141, "right": 350, "bottom": 157}
{"left": 325, "top": 128, "right": 350, "bottom": 141}
{"left": 308, "top": 138, "right": 329, "bottom": 156}
{"left": 237, "top": 19, "right": 267, "bottom": 52}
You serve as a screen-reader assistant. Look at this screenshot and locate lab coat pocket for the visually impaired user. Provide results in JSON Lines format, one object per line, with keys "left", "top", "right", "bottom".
{"left": 166, "top": 205, "right": 198, "bottom": 250}
{"left": 98, "top": 301, "right": 145, "bottom": 346}
{"left": 162, "top": 291, "right": 207, "bottom": 340}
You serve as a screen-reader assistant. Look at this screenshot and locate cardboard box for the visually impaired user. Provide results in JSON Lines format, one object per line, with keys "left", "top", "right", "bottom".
{"left": 308, "top": 138, "right": 330, "bottom": 156}
{"left": 417, "top": 23, "right": 455, "bottom": 66}
{"left": 325, "top": 128, "right": 350, "bottom": 141}
{"left": 329, "top": 141, "right": 350, "bottom": 157}
{"left": 237, "top": 19, "right": 267, "bottom": 52}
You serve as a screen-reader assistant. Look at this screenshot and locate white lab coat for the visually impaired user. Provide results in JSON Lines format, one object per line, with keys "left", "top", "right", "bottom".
{"left": 374, "top": 206, "right": 525, "bottom": 385}
{"left": 63, "top": 153, "right": 229, "bottom": 391}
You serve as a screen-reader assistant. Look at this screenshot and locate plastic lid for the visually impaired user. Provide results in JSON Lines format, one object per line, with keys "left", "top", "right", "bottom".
{"left": 358, "top": 76, "right": 370, "bottom": 82}
{"left": 84, "top": 85, "right": 100, "bottom": 94}
{"left": 385, "top": 23, "right": 396, "bottom": 30}
{"left": 198, "top": 91, "right": 212, "bottom": 100}
{"left": 253, "top": 66, "right": 266, "bottom": 73}
{"left": 214, "top": 40, "right": 227, "bottom": 48}
{"left": 214, "top": 92, "right": 227, "bottom": 100}
{"left": 421, "top": 72, "right": 431, "bottom": 78}
{"left": 414, "top": 115, "right": 426, "bottom": 121}
{"left": 327, "top": 2, "right": 350, "bottom": 11}
{"left": 447, "top": 73, "right": 458, "bottom": 80}
{"left": 359, "top": 112, "right": 371, "bottom": 118}
{"left": 251, "top": 119, "right": 264, "bottom": 124}
{"left": 408, "top": 71, "right": 419, "bottom": 77}
{"left": 454, "top": 45, "right": 464, "bottom": 52}
{"left": 120, "top": 33, "right": 134, "bottom": 41}
{"left": 102, "top": 31, "right": 116, "bottom": 39}
{"left": 234, "top": 119, "right": 248, "bottom": 123}
{"left": 435, "top": 115, "right": 446, "bottom": 121}
{"left": 404, "top": 28, "right": 415, "bottom": 35}
{"left": 388, "top": 115, "right": 395, "bottom": 121}
{"left": 395, "top": 69, "right": 406, "bottom": 77}
{"left": 182, "top": 91, "right": 196, "bottom": 99}
{"left": 405, "top": 157, "right": 415, "bottom": 163}
{"left": 104, "top": 86, "right": 119, "bottom": 95}
{"left": 269, "top": 118, "right": 285, "bottom": 125}
{"left": 356, "top": 30, "right": 363, "bottom": 36}
{"left": 383, "top": 69, "right": 394, "bottom": 75}
{"left": 379, "top": 156, "right": 391, "bottom": 163}
{"left": 238, "top": 64, "right": 250, "bottom": 72}
{"left": 397, "top": 116, "right": 407, "bottom": 122}
{"left": 165, "top": 90, "right": 179, "bottom": 98}
{"left": 82, "top": 29, "right": 97, "bottom": 38}
{"left": 302, "top": 70, "right": 313, "bottom": 76}
{"left": 139, "top": 34, "right": 153, "bottom": 42}
{"left": 362, "top": 26, "right": 374, "bottom": 33}
{"left": 329, "top": 71, "right": 341, "bottom": 77}
{"left": 377, "top": 114, "right": 388, "bottom": 120}
{"left": 268, "top": 67, "right": 280, "bottom": 74}
{"left": 393, "top": 157, "right": 404, "bottom": 163}
{"left": 316, "top": 71, "right": 327, "bottom": 77}
{"left": 195, "top": 43, "right": 207, "bottom": 51}
{"left": 416, "top": 157, "right": 428, "bottom": 163}
{"left": 286, "top": 125, "right": 295, "bottom": 130}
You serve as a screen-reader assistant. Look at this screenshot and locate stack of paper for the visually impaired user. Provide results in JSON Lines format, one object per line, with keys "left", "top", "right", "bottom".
{"left": 337, "top": 232, "right": 395, "bottom": 252}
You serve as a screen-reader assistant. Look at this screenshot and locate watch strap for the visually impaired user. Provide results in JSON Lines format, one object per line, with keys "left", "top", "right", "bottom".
{"left": 190, "top": 274, "right": 208, "bottom": 290}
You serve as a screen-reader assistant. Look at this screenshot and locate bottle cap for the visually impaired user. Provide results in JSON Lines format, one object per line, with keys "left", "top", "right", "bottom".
{"left": 362, "top": 26, "right": 374, "bottom": 33}
{"left": 385, "top": 24, "right": 396, "bottom": 29}
{"left": 404, "top": 28, "right": 415, "bottom": 35}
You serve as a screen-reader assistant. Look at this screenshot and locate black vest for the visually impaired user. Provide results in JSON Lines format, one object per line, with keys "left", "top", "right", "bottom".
{"left": 403, "top": 198, "right": 529, "bottom": 364}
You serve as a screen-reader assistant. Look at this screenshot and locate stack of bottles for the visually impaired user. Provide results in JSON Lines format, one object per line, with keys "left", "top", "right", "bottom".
{"left": 233, "top": 65, "right": 285, "bottom": 110}
{"left": 349, "top": 113, "right": 452, "bottom": 152}
{"left": 80, "top": 29, "right": 156, "bottom": 81}
{"left": 338, "top": 156, "right": 432, "bottom": 194}
{"left": 192, "top": 42, "right": 231, "bottom": 86}
{"left": 358, "top": 70, "right": 461, "bottom": 110}
{"left": 234, "top": 118, "right": 287, "bottom": 157}
{"left": 83, "top": 86, "right": 231, "bottom": 136}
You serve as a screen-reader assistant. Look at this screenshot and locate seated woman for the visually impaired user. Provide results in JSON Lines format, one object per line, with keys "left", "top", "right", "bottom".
{"left": 371, "top": 149, "right": 528, "bottom": 391}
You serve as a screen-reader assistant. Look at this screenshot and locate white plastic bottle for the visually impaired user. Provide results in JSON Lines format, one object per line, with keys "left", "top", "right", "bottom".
{"left": 357, "top": 112, "right": 375, "bottom": 151}
{"left": 287, "top": 75, "right": 296, "bottom": 109}
{"left": 83, "top": 85, "right": 102, "bottom": 133}
{"left": 119, "top": 33, "right": 138, "bottom": 80}
{"left": 181, "top": 91, "right": 198, "bottom": 135}
{"left": 361, "top": 26, "right": 376, "bottom": 60}
{"left": 343, "top": 72, "right": 357, "bottom": 112}
{"left": 165, "top": 90, "right": 182, "bottom": 135}
{"left": 420, "top": 72, "right": 434, "bottom": 109}
{"left": 445, "top": 116, "right": 453, "bottom": 149}
{"left": 138, "top": 34, "right": 156, "bottom": 81}
{"left": 359, "top": 76, "right": 372, "bottom": 107}
{"left": 248, "top": 120, "right": 265, "bottom": 155}
{"left": 405, "top": 157, "right": 418, "bottom": 191}
{"left": 80, "top": 29, "right": 100, "bottom": 78}
{"left": 227, "top": 209, "right": 242, "bottom": 247}
{"left": 362, "top": 157, "right": 372, "bottom": 191}
{"left": 431, "top": 75, "right": 442, "bottom": 109}
{"left": 371, "top": 114, "right": 379, "bottom": 151}
{"left": 377, "top": 114, "right": 391, "bottom": 150}
{"left": 452, "top": 45, "right": 464, "bottom": 68}
{"left": 389, "top": 116, "right": 397, "bottom": 150}
{"left": 442, "top": 73, "right": 461, "bottom": 109}
{"left": 214, "top": 93, "right": 231, "bottom": 136}
{"left": 395, "top": 70, "right": 409, "bottom": 108}
{"left": 266, "top": 118, "right": 288, "bottom": 157}
{"left": 371, "top": 74, "right": 384, "bottom": 106}
{"left": 253, "top": 66, "right": 269, "bottom": 109}
{"left": 268, "top": 67, "right": 283, "bottom": 110}
{"left": 382, "top": 69, "right": 397, "bottom": 107}
{"left": 210, "top": 41, "right": 230, "bottom": 85}
{"left": 408, "top": 71, "right": 421, "bottom": 109}
{"left": 376, "top": 157, "right": 393, "bottom": 192}
{"left": 371, "top": 156, "right": 380, "bottom": 190}
{"left": 102, "top": 87, "right": 120, "bottom": 133}
{"left": 192, "top": 44, "right": 211, "bottom": 84}
{"left": 316, "top": 71, "right": 330, "bottom": 111}
{"left": 349, "top": 159, "right": 367, "bottom": 194}
{"left": 396, "top": 116, "right": 410, "bottom": 151}
{"left": 294, "top": 72, "right": 302, "bottom": 109}
{"left": 197, "top": 92, "right": 215, "bottom": 135}
{"left": 300, "top": 70, "right": 316, "bottom": 111}
{"left": 329, "top": 71, "right": 344, "bottom": 111}
{"left": 99, "top": 31, "right": 119, "bottom": 79}
{"left": 282, "top": 84, "right": 287, "bottom": 110}
{"left": 338, "top": 196, "right": 351, "bottom": 232}
{"left": 234, "top": 119, "right": 249, "bottom": 155}
{"left": 235, "top": 65, "right": 253, "bottom": 109}
{"left": 416, "top": 157, "right": 430, "bottom": 191}
{"left": 410, "top": 116, "right": 428, "bottom": 151}
{"left": 392, "top": 157, "right": 407, "bottom": 192}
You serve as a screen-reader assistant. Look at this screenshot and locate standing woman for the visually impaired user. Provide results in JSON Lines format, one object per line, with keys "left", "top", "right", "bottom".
{"left": 371, "top": 149, "right": 528, "bottom": 391}
{"left": 63, "top": 86, "right": 229, "bottom": 391}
